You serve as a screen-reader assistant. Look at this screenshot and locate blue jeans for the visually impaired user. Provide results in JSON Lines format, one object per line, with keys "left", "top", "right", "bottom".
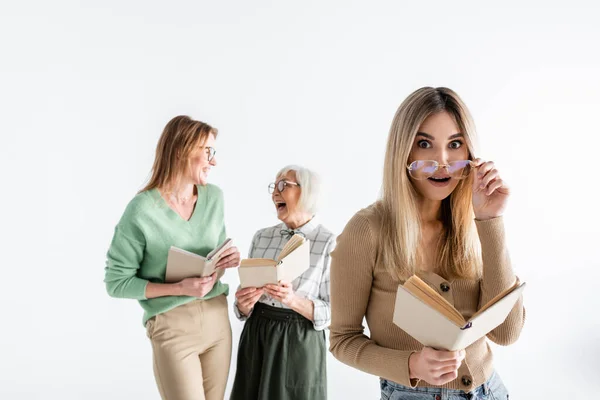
{"left": 380, "top": 371, "right": 509, "bottom": 400}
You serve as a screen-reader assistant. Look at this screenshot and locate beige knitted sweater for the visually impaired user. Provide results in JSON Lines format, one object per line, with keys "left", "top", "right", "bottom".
{"left": 329, "top": 202, "right": 525, "bottom": 391}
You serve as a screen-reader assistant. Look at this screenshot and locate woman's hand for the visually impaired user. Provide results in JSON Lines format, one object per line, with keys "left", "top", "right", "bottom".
{"left": 235, "top": 287, "right": 264, "bottom": 316}
{"left": 472, "top": 158, "right": 510, "bottom": 220}
{"left": 264, "top": 281, "right": 297, "bottom": 307}
{"left": 215, "top": 246, "right": 241, "bottom": 269}
{"left": 408, "top": 347, "right": 466, "bottom": 385}
{"left": 178, "top": 273, "right": 218, "bottom": 298}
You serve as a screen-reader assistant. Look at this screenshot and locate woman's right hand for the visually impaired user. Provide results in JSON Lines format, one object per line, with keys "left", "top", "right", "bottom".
{"left": 235, "top": 287, "right": 264, "bottom": 316}
{"left": 178, "top": 273, "right": 218, "bottom": 298}
{"left": 408, "top": 347, "right": 466, "bottom": 385}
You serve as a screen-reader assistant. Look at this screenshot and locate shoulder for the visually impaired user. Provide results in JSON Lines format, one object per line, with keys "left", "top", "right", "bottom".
{"left": 311, "top": 224, "right": 336, "bottom": 246}
{"left": 202, "top": 183, "right": 224, "bottom": 201}
{"left": 341, "top": 202, "right": 384, "bottom": 241}
{"left": 330, "top": 202, "right": 384, "bottom": 270}
{"left": 114, "top": 190, "right": 157, "bottom": 240}
{"left": 119, "top": 190, "right": 156, "bottom": 224}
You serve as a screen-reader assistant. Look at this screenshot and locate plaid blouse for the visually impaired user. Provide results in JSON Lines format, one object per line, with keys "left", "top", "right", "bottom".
{"left": 233, "top": 218, "right": 335, "bottom": 331}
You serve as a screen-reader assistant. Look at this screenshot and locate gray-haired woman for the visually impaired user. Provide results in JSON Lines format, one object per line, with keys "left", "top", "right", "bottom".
{"left": 230, "top": 165, "right": 335, "bottom": 400}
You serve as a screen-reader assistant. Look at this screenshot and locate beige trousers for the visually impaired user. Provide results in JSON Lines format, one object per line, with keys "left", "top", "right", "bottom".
{"left": 145, "top": 295, "right": 232, "bottom": 400}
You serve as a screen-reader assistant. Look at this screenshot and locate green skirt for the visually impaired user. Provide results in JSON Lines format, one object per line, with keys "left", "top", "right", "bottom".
{"left": 230, "top": 302, "right": 327, "bottom": 400}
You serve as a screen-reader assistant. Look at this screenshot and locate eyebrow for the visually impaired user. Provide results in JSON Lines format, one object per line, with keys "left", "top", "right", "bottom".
{"left": 416, "top": 132, "right": 464, "bottom": 141}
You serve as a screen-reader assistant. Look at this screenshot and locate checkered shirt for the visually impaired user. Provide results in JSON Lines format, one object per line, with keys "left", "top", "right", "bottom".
{"left": 233, "top": 218, "right": 335, "bottom": 331}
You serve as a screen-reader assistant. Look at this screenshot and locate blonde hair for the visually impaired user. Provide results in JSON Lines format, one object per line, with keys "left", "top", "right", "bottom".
{"left": 140, "top": 115, "right": 218, "bottom": 193}
{"left": 379, "top": 87, "right": 482, "bottom": 281}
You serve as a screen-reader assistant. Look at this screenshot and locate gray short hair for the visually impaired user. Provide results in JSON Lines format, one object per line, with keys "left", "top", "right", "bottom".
{"left": 276, "top": 165, "right": 321, "bottom": 215}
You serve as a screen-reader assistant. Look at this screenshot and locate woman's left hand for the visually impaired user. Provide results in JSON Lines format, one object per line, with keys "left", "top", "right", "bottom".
{"left": 471, "top": 158, "right": 510, "bottom": 220}
{"left": 215, "top": 246, "right": 241, "bottom": 269}
{"left": 264, "top": 281, "right": 296, "bottom": 307}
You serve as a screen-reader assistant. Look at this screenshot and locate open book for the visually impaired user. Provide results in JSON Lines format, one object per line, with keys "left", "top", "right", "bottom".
{"left": 393, "top": 275, "right": 525, "bottom": 351}
{"left": 165, "top": 238, "right": 233, "bottom": 283}
{"left": 238, "top": 234, "right": 310, "bottom": 288}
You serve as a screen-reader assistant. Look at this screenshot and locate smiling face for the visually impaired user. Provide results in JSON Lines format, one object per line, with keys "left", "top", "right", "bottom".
{"left": 271, "top": 170, "right": 307, "bottom": 226}
{"left": 185, "top": 133, "right": 217, "bottom": 186}
{"left": 408, "top": 111, "right": 470, "bottom": 201}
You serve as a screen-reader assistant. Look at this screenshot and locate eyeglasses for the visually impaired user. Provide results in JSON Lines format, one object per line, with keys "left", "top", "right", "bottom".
{"left": 268, "top": 180, "right": 301, "bottom": 194}
{"left": 406, "top": 160, "right": 475, "bottom": 180}
{"left": 203, "top": 146, "right": 216, "bottom": 162}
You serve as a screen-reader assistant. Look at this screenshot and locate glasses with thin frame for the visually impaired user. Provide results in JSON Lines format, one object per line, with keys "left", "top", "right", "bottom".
{"left": 406, "top": 160, "right": 475, "bottom": 180}
{"left": 203, "top": 146, "right": 216, "bottom": 162}
{"left": 268, "top": 180, "right": 301, "bottom": 194}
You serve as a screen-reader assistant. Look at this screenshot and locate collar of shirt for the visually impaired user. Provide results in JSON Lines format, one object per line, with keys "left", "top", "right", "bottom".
{"left": 281, "top": 216, "right": 318, "bottom": 238}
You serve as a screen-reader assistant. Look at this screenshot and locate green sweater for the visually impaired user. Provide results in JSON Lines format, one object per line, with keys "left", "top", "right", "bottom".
{"left": 104, "top": 184, "right": 229, "bottom": 326}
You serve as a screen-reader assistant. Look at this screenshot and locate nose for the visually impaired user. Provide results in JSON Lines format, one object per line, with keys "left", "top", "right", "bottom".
{"left": 434, "top": 148, "right": 450, "bottom": 166}
{"left": 210, "top": 156, "right": 217, "bottom": 166}
{"left": 272, "top": 191, "right": 282, "bottom": 203}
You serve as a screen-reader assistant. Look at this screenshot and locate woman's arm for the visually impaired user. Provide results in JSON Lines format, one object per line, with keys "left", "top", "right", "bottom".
{"left": 328, "top": 213, "right": 418, "bottom": 388}
{"left": 104, "top": 227, "right": 149, "bottom": 300}
{"left": 146, "top": 276, "right": 217, "bottom": 298}
{"left": 286, "top": 292, "right": 315, "bottom": 321}
{"left": 105, "top": 226, "right": 218, "bottom": 300}
{"left": 476, "top": 217, "right": 526, "bottom": 345}
{"left": 264, "top": 282, "right": 317, "bottom": 322}
{"left": 310, "top": 239, "right": 334, "bottom": 330}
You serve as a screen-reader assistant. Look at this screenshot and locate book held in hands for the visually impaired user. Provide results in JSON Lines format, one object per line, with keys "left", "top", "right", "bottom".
{"left": 238, "top": 234, "right": 310, "bottom": 288}
{"left": 165, "top": 238, "right": 233, "bottom": 283}
{"left": 393, "top": 275, "right": 525, "bottom": 351}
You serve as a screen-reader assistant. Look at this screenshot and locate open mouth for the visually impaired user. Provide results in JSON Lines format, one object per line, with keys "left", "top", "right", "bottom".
{"left": 428, "top": 176, "right": 451, "bottom": 183}
{"left": 275, "top": 201, "right": 287, "bottom": 212}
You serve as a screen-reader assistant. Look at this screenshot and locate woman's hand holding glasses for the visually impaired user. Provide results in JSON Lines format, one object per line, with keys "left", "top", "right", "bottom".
{"left": 471, "top": 158, "right": 510, "bottom": 220}
{"left": 407, "top": 158, "right": 510, "bottom": 220}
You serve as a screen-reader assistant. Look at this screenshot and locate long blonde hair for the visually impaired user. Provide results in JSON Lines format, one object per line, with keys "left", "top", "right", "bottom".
{"left": 379, "top": 87, "right": 482, "bottom": 281}
{"left": 140, "top": 115, "right": 218, "bottom": 193}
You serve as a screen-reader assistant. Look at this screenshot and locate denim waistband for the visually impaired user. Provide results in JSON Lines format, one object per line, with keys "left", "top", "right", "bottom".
{"left": 381, "top": 370, "right": 500, "bottom": 397}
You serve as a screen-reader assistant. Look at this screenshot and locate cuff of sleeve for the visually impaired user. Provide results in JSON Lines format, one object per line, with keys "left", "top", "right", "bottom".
{"left": 404, "top": 350, "right": 420, "bottom": 388}
{"left": 380, "top": 348, "right": 419, "bottom": 387}
{"left": 311, "top": 299, "right": 331, "bottom": 331}
{"left": 132, "top": 278, "right": 149, "bottom": 300}
{"left": 233, "top": 300, "right": 251, "bottom": 321}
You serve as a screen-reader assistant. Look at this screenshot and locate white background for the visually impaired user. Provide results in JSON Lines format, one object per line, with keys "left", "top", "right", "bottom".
{"left": 1, "top": 1, "right": 599, "bottom": 399}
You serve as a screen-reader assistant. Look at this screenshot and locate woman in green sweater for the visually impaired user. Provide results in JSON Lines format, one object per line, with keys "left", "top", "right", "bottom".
{"left": 104, "top": 115, "right": 241, "bottom": 400}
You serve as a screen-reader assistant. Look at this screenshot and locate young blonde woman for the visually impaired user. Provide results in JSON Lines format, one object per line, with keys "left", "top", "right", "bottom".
{"left": 104, "top": 115, "right": 241, "bottom": 400}
{"left": 329, "top": 87, "right": 525, "bottom": 400}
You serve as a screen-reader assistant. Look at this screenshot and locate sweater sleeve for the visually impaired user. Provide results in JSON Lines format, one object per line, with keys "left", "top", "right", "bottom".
{"left": 104, "top": 224, "right": 149, "bottom": 300}
{"left": 476, "top": 217, "right": 526, "bottom": 345}
{"left": 329, "top": 212, "right": 418, "bottom": 387}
